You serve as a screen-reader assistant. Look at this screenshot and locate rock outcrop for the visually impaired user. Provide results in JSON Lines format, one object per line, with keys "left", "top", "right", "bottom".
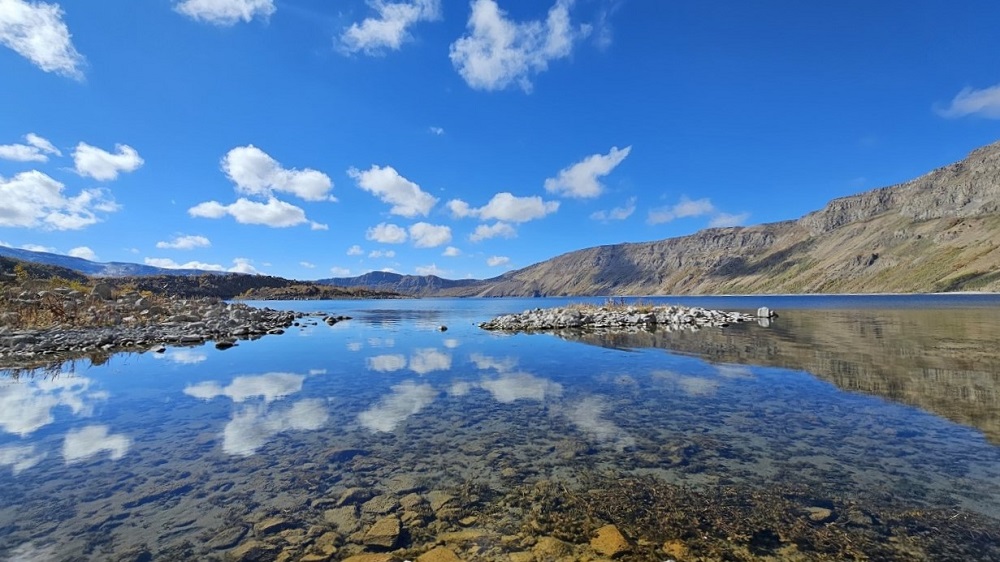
{"left": 479, "top": 304, "right": 757, "bottom": 331}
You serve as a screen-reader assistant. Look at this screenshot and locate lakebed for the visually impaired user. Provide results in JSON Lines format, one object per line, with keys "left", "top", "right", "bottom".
{"left": 2, "top": 295, "right": 999, "bottom": 561}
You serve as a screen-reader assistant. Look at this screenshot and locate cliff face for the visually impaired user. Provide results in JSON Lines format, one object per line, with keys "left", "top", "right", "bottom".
{"left": 439, "top": 140, "right": 1000, "bottom": 296}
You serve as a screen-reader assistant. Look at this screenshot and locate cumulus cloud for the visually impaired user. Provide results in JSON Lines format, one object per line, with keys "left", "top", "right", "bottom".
{"left": 0, "top": 0, "right": 85, "bottom": 79}
{"left": 708, "top": 212, "right": 749, "bottom": 228}
{"left": 937, "top": 83, "right": 1000, "bottom": 119}
{"left": 229, "top": 257, "right": 259, "bottom": 274}
{"left": 20, "top": 243, "right": 53, "bottom": 252}
{"left": 0, "top": 444, "right": 45, "bottom": 475}
{"left": 448, "top": 192, "right": 558, "bottom": 223}
{"left": 544, "top": 145, "right": 631, "bottom": 198}
{"left": 366, "top": 222, "right": 408, "bottom": 244}
{"left": 156, "top": 234, "right": 211, "bottom": 250}
{"left": 330, "top": 266, "right": 351, "bottom": 276}
{"left": 487, "top": 255, "right": 510, "bottom": 267}
{"left": 67, "top": 246, "right": 95, "bottom": 260}
{"left": 1, "top": 170, "right": 119, "bottom": 230}
{"left": 189, "top": 197, "right": 309, "bottom": 227}
{"left": 174, "top": 0, "right": 275, "bottom": 26}
{"left": 341, "top": 0, "right": 440, "bottom": 55}
{"left": 357, "top": 380, "right": 437, "bottom": 432}
{"left": 470, "top": 221, "right": 516, "bottom": 242}
{"left": 145, "top": 257, "right": 224, "bottom": 271}
{"left": 590, "top": 196, "right": 636, "bottom": 221}
{"left": 72, "top": 143, "right": 143, "bottom": 181}
{"left": 222, "top": 145, "right": 334, "bottom": 202}
{"left": 222, "top": 399, "right": 327, "bottom": 456}
{"left": 184, "top": 373, "right": 305, "bottom": 403}
{"left": 347, "top": 244, "right": 364, "bottom": 256}
{"left": 409, "top": 222, "right": 451, "bottom": 248}
{"left": 369, "top": 249, "right": 396, "bottom": 258}
{"left": 62, "top": 425, "right": 130, "bottom": 463}
{"left": 442, "top": 246, "right": 461, "bottom": 257}
{"left": 300, "top": 261, "right": 315, "bottom": 269}
{"left": 429, "top": 126, "right": 445, "bottom": 135}
{"left": 415, "top": 264, "right": 447, "bottom": 276}
{"left": 449, "top": 0, "right": 588, "bottom": 92}
{"left": 349, "top": 165, "right": 437, "bottom": 217}
{"left": 647, "top": 196, "right": 715, "bottom": 225}
{"left": 0, "top": 133, "right": 61, "bottom": 162}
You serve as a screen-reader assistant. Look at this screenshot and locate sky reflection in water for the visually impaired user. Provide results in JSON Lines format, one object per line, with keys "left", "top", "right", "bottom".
{"left": 1, "top": 296, "right": 999, "bottom": 560}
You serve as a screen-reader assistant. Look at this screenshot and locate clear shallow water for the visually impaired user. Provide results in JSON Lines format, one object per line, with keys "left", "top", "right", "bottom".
{"left": 1, "top": 296, "right": 999, "bottom": 561}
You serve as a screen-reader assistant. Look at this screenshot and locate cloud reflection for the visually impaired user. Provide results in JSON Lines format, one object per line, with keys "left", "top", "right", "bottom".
{"left": 0, "top": 376, "right": 107, "bottom": 436}
{"left": 652, "top": 370, "right": 720, "bottom": 397}
{"left": 62, "top": 425, "right": 130, "bottom": 463}
{"left": 223, "top": 399, "right": 328, "bottom": 456}
{"left": 443, "top": 339, "right": 460, "bottom": 349}
{"left": 470, "top": 353, "right": 518, "bottom": 373}
{"left": 154, "top": 349, "right": 207, "bottom": 364}
{"left": 479, "top": 373, "right": 563, "bottom": 403}
{"left": 0, "top": 444, "right": 46, "bottom": 475}
{"left": 409, "top": 348, "right": 451, "bottom": 374}
{"left": 358, "top": 381, "right": 437, "bottom": 432}
{"left": 183, "top": 373, "right": 305, "bottom": 403}
{"left": 367, "top": 354, "right": 407, "bottom": 372}
{"left": 564, "top": 397, "right": 635, "bottom": 451}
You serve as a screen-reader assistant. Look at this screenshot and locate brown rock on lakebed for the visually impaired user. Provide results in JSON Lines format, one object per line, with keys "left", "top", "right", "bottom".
{"left": 363, "top": 515, "right": 402, "bottom": 549}
{"left": 590, "top": 524, "right": 630, "bottom": 558}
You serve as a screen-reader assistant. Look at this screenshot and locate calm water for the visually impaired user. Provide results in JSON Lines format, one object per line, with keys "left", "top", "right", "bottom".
{"left": 2, "top": 295, "right": 1000, "bottom": 561}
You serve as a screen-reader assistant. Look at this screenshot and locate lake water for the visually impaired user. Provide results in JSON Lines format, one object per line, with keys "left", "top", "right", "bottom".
{"left": 2, "top": 295, "right": 999, "bottom": 561}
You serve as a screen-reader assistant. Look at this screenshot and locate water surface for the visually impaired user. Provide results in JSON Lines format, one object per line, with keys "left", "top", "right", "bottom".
{"left": 1, "top": 296, "right": 999, "bottom": 561}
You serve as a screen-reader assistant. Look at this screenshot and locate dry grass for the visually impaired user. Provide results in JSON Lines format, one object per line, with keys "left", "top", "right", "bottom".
{"left": 0, "top": 278, "right": 172, "bottom": 330}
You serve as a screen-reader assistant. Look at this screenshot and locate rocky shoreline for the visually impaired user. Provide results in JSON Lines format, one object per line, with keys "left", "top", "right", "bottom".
{"left": 0, "top": 284, "right": 344, "bottom": 370}
{"left": 479, "top": 304, "right": 770, "bottom": 331}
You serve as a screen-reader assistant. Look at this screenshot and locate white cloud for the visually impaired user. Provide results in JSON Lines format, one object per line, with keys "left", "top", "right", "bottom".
{"left": 448, "top": 192, "right": 558, "bottom": 223}
{"left": 590, "top": 196, "right": 636, "bottom": 221}
{"left": 366, "top": 222, "right": 408, "bottom": 244}
{"left": 222, "top": 399, "right": 327, "bottom": 456}
{"left": 145, "top": 257, "right": 224, "bottom": 271}
{"left": 229, "top": 257, "right": 259, "bottom": 274}
{"left": 369, "top": 249, "right": 396, "bottom": 258}
{"left": 429, "top": 126, "right": 445, "bottom": 135}
{"left": 366, "top": 354, "right": 407, "bottom": 372}
{"left": 189, "top": 197, "right": 309, "bottom": 227}
{"left": 442, "top": 246, "right": 461, "bottom": 257}
{"left": 409, "top": 222, "right": 451, "bottom": 248}
{"left": 222, "top": 145, "right": 334, "bottom": 202}
{"left": 0, "top": 444, "right": 45, "bottom": 475}
{"left": 0, "top": 170, "right": 119, "bottom": 230}
{"left": 300, "top": 261, "right": 315, "bottom": 269}
{"left": 415, "top": 263, "right": 447, "bottom": 276}
{"left": 62, "top": 425, "right": 130, "bottom": 463}
{"left": 0, "top": 132, "right": 61, "bottom": 162}
{"left": 20, "top": 243, "right": 53, "bottom": 252}
{"left": 409, "top": 348, "right": 451, "bottom": 374}
{"left": 73, "top": 143, "right": 143, "bottom": 181}
{"left": 647, "top": 196, "right": 716, "bottom": 225}
{"left": 449, "top": 0, "right": 587, "bottom": 92}
{"left": 349, "top": 165, "right": 437, "bottom": 217}
{"left": 156, "top": 234, "right": 211, "bottom": 250}
{"left": 67, "top": 246, "right": 95, "bottom": 260}
{"left": 341, "top": 0, "right": 440, "bottom": 55}
{"left": 544, "top": 145, "right": 631, "bottom": 198}
{"left": 708, "top": 212, "right": 750, "bottom": 228}
{"left": 470, "top": 221, "right": 516, "bottom": 242}
{"left": 347, "top": 244, "right": 364, "bottom": 256}
{"left": 0, "top": 0, "right": 85, "bottom": 79}
{"left": 487, "top": 255, "right": 510, "bottom": 267}
{"left": 357, "top": 380, "right": 437, "bottom": 432}
{"left": 184, "top": 373, "right": 305, "bottom": 403}
{"left": 310, "top": 221, "right": 329, "bottom": 231}
{"left": 937, "top": 83, "right": 1000, "bottom": 119}
{"left": 330, "top": 266, "right": 351, "bottom": 276}
{"left": 0, "top": 376, "right": 106, "bottom": 437}
{"left": 174, "top": 0, "right": 275, "bottom": 26}
{"left": 479, "top": 373, "right": 562, "bottom": 403}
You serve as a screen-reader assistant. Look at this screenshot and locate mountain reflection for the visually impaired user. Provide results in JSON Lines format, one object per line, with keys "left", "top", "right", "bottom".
{"left": 183, "top": 372, "right": 327, "bottom": 455}
{"left": 554, "top": 308, "right": 1000, "bottom": 443}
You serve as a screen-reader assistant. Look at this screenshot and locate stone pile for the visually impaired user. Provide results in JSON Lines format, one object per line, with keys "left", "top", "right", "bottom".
{"left": 479, "top": 304, "right": 760, "bottom": 331}
{"left": 0, "top": 284, "right": 324, "bottom": 365}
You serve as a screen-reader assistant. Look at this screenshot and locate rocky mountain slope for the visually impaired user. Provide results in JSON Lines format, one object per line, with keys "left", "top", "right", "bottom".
{"left": 438, "top": 140, "right": 1000, "bottom": 296}
{"left": 0, "top": 246, "right": 205, "bottom": 277}
{"left": 316, "top": 271, "right": 480, "bottom": 297}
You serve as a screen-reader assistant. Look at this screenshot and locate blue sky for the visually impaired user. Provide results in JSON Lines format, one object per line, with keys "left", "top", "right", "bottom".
{"left": 2, "top": 0, "right": 999, "bottom": 280}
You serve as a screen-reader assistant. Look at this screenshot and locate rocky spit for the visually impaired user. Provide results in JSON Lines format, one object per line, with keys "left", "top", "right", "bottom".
{"left": 0, "top": 284, "right": 348, "bottom": 368}
{"left": 479, "top": 304, "right": 768, "bottom": 332}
